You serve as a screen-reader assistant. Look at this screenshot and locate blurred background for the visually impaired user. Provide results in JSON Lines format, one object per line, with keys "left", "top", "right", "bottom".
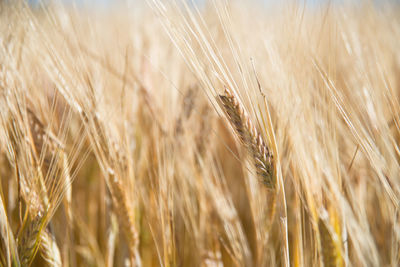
{"left": 22, "top": 0, "right": 400, "bottom": 9}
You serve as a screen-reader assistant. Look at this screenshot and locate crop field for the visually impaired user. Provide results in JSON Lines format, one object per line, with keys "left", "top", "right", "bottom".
{"left": 0, "top": 1, "right": 399, "bottom": 266}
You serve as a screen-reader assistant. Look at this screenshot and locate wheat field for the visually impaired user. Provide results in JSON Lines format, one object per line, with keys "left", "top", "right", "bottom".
{"left": 0, "top": 1, "right": 399, "bottom": 266}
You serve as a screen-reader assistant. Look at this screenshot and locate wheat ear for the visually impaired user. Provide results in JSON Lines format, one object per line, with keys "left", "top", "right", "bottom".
{"left": 107, "top": 168, "right": 141, "bottom": 267}
{"left": 40, "top": 228, "right": 62, "bottom": 267}
{"left": 219, "top": 88, "right": 275, "bottom": 188}
{"left": 83, "top": 112, "right": 141, "bottom": 267}
{"left": 18, "top": 215, "right": 42, "bottom": 266}
{"left": 20, "top": 108, "right": 63, "bottom": 267}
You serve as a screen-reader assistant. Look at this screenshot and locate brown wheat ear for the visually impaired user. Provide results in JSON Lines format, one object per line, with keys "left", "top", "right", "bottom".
{"left": 219, "top": 87, "right": 275, "bottom": 188}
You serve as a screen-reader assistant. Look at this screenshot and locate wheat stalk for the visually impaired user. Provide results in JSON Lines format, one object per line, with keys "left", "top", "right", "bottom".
{"left": 0, "top": 188, "right": 19, "bottom": 267}
{"left": 318, "top": 210, "right": 342, "bottom": 267}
